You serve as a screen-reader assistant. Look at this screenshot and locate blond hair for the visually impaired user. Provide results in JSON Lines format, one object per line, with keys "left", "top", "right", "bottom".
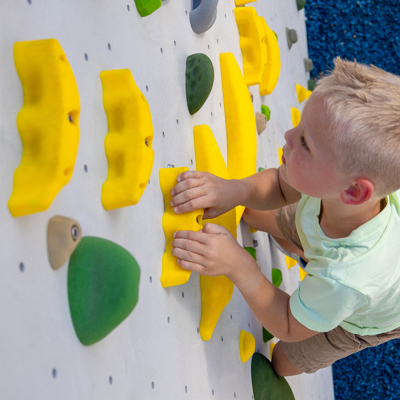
{"left": 313, "top": 57, "right": 400, "bottom": 197}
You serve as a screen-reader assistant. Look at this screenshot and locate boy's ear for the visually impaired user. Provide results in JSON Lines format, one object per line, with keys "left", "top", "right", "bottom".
{"left": 340, "top": 178, "right": 374, "bottom": 205}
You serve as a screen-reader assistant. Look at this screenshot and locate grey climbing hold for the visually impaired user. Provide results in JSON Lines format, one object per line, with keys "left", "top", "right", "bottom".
{"left": 304, "top": 58, "right": 314, "bottom": 72}
{"left": 190, "top": 0, "right": 219, "bottom": 34}
{"left": 286, "top": 28, "right": 298, "bottom": 49}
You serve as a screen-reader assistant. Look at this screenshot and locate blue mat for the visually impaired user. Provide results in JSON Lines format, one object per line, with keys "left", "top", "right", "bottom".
{"left": 305, "top": 1, "right": 400, "bottom": 398}
{"left": 305, "top": 0, "right": 400, "bottom": 79}
{"left": 332, "top": 339, "right": 400, "bottom": 400}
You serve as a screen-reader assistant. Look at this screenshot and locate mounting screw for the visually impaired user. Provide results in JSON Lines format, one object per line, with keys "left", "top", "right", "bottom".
{"left": 253, "top": 239, "right": 258, "bottom": 248}
{"left": 71, "top": 225, "right": 80, "bottom": 241}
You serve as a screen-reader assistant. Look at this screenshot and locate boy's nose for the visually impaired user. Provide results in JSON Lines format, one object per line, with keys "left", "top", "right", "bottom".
{"left": 284, "top": 130, "right": 294, "bottom": 148}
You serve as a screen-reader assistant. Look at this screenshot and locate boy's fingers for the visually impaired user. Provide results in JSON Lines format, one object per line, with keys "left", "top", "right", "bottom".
{"left": 173, "top": 196, "right": 208, "bottom": 214}
{"left": 172, "top": 238, "right": 206, "bottom": 256}
{"left": 171, "top": 245, "right": 205, "bottom": 265}
{"left": 202, "top": 223, "right": 229, "bottom": 235}
{"left": 170, "top": 186, "right": 206, "bottom": 208}
{"left": 177, "top": 170, "right": 205, "bottom": 183}
{"left": 176, "top": 259, "right": 207, "bottom": 274}
{"left": 171, "top": 177, "right": 204, "bottom": 197}
{"left": 174, "top": 230, "right": 208, "bottom": 244}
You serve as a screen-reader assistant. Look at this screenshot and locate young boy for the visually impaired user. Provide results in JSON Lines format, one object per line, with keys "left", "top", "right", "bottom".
{"left": 170, "top": 57, "right": 400, "bottom": 376}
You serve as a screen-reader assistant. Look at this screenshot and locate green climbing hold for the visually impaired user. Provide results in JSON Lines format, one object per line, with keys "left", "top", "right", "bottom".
{"left": 261, "top": 105, "right": 271, "bottom": 121}
{"left": 263, "top": 327, "right": 274, "bottom": 343}
{"left": 245, "top": 246, "right": 257, "bottom": 261}
{"left": 251, "top": 352, "right": 295, "bottom": 400}
{"left": 68, "top": 236, "right": 140, "bottom": 346}
{"left": 308, "top": 79, "right": 316, "bottom": 91}
{"left": 272, "top": 268, "right": 282, "bottom": 287}
{"left": 134, "top": 0, "right": 162, "bottom": 17}
{"left": 186, "top": 53, "right": 214, "bottom": 115}
{"left": 296, "top": 0, "right": 306, "bottom": 11}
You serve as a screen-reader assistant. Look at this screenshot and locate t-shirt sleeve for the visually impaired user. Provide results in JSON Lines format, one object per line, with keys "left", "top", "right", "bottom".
{"left": 290, "top": 271, "right": 368, "bottom": 332}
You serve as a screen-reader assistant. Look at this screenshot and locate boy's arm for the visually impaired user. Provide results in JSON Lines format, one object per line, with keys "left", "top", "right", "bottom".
{"left": 171, "top": 166, "right": 301, "bottom": 219}
{"left": 172, "top": 223, "right": 318, "bottom": 343}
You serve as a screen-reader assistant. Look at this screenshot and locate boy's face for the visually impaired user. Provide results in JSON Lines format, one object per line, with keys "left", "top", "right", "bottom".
{"left": 280, "top": 93, "right": 349, "bottom": 199}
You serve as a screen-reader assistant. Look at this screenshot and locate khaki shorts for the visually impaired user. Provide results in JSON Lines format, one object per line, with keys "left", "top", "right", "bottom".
{"left": 275, "top": 202, "right": 400, "bottom": 374}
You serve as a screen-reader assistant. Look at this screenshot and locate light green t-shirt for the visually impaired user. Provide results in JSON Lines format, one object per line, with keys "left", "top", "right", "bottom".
{"left": 290, "top": 190, "right": 400, "bottom": 336}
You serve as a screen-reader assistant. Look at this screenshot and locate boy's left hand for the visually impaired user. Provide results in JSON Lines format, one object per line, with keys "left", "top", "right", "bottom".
{"left": 171, "top": 223, "right": 257, "bottom": 281}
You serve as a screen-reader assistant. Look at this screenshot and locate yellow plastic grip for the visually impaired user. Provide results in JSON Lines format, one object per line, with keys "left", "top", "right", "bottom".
{"left": 9, "top": 39, "right": 80, "bottom": 217}
{"left": 235, "top": 0, "right": 256, "bottom": 6}
{"left": 159, "top": 167, "right": 204, "bottom": 288}
{"left": 220, "top": 52, "right": 257, "bottom": 225}
{"left": 296, "top": 84, "right": 307, "bottom": 103}
{"left": 100, "top": 69, "right": 154, "bottom": 210}
{"left": 234, "top": 7, "right": 267, "bottom": 87}
{"left": 193, "top": 125, "right": 236, "bottom": 341}
{"left": 239, "top": 330, "right": 256, "bottom": 363}
{"left": 291, "top": 107, "right": 301, "bottom": 128}
{"left": 259, "top": 18, "right": 281, "bottom": 96}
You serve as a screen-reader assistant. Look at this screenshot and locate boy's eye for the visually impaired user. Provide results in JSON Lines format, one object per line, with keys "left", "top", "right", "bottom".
{"left": 300, "top": 136, "right": 310, "bottom": 151}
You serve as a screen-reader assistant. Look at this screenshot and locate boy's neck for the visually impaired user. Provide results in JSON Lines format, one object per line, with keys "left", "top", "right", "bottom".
{"left": 318, "top": 197, "right": 385, "bottom": 239}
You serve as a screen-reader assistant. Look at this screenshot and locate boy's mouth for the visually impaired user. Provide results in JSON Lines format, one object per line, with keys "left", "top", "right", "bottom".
{"left": 282, "top": 154, "right": 286, "bottom": 165}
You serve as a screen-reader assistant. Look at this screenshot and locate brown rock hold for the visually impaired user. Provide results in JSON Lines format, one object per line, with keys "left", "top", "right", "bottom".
{"left": 256, "top": 112, "right": 267, "bottom": 134}
{"left": 47, "top": 215, "right": 82, "bottom": 270}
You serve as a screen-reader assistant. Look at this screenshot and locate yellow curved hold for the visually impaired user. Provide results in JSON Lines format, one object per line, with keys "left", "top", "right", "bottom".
{"left": 234, "top": 7, "right": 267, "bottom": 87}
{"left": 159, "top": 167, "right": 204, "bottom": 288}
{"left": 100, "top": 69, "right": 154, "bottom": 210}
{"left": 305, "top": 90, "right": 312, "bottom": 100}
{"left": 235, "top": 0, "right": 256, "bottom": 5}
{"left": 193, "top": 125, "right": 236, "bottom": 341}
{"left": 250, "top": 226, "right": 257, "bottom": 233}
{"left": 239, "top": 330, "right": 256, "bottom": 363}
{"left": 285, "top": 255, "right": 297, "bottom": 270}
{"left": 9, "top": 39, "right": 80, "bottom": 217}
{"left": 291, "top": 107, "right": 301, "bottom": 128}
{"left": 278, "top": 147, "right": 283, "bottom": 166}
{"left": 259, "top": 18, "right": 281, "bottom": 96}
{"left": 270, "top": 342, "right": 276, "bottom": 359}
{"left": 200, "top": 275, "right": 234, "bottom": 341}
{"left": 220, "top": 52, "right": 257, "bottom": 226}
{"left": 299, "top": 267, "right": 307, "bottom": 281}
{"left": 296, "top": 84, "right": 307, "bottom": 103}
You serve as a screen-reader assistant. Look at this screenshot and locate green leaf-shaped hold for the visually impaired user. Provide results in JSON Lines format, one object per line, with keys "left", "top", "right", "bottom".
{"left": 272, "top": 268, "right": 282, "bottom": 287}
{"left": 68, "top": 236, "right": 140, "bottom": 345}
{"left": 186, "top": 53, "right": 214, "bottom": 115}
{"left": 263, "top": 327, "right": 274, "bottom": 343}
{"left": 251, "top": 353, "right": 295, "bottom": 400}
{"left": 244, "top": 246, "right": 257, "bottom": 261}
{"left": 134, "top": 0, "right": 162, "bottom": 17}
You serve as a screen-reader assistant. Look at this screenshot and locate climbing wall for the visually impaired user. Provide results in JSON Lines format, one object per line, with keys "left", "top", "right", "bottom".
{"left": 0, "top": 0, "right": 334, "bottom": 399}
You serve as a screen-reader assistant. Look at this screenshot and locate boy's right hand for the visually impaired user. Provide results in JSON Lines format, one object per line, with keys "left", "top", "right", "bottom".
{"left": 170, "top": 171, "right": 240, "bottom": 219}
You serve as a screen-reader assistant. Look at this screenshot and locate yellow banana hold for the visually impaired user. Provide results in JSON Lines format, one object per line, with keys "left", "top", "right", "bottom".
{"left": 159, "top": 167, "right": 204, "bottom": 288}
{"left": 220, "top": 52, "right": 257, "bottom": 226}
{"left": 193, "top": 125, "right": 236, "bottom": 341}
{"left": 234, "top": 7, "right": 267, "bottom": 87}
{"left": 100, "top": 69, "right": 154, "bottom": 210}
{"left": 259, "top": 18, "right": 281, "bottom": 96}
{"left": 9, "top": 39, "right": 80, "bottom": 217}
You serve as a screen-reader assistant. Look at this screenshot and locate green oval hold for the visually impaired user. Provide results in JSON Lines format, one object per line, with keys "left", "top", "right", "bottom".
{"left": 186, "top": 53, "right": 214, "bottom": 115}
{"left": 251, "top": 352, "right": 295, "bottom": 400}
{"left": 68, "top": 236, "right": 140, "bottom": 346}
